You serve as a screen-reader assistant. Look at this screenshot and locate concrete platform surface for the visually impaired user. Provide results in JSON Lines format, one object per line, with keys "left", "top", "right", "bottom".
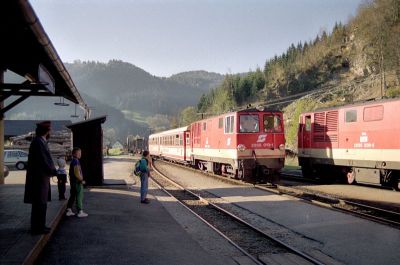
{"left": 1, "top": 157, "right": 244, "bottom": 265}
{"left": 0, "top": 181, "right": 66, "bottom": 265}
{"left": 38, "top": 187, "right": 237, "bottom": 265}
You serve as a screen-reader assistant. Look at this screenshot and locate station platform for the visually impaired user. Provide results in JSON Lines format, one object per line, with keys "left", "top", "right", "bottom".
{"left": 0, "top": 181, "right": 66, "bottom": 265}
{"left": 0, "top": 158, "right": 247, "bottom": 265}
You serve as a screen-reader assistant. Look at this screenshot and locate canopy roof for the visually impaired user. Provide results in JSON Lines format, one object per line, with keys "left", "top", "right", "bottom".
{"left": 0, "top": 0, "right": 86, "bottom": 113}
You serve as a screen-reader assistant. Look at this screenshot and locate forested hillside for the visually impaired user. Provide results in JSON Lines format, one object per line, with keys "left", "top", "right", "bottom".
{"left": 186, "top": 0, "right": 400, "bottom": 149}
{"left": 65, "top": 61, "right": 222, "bottom": 117}
{"left": 169, "top": 71, "right": 224, "bottom": 94}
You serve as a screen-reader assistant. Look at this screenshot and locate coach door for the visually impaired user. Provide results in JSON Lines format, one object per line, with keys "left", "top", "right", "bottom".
{"left": 185, "top": 132, "right": 191, "bottom": 161}
{"left": 301, "top": 115, "right": 312, "bottom": 156}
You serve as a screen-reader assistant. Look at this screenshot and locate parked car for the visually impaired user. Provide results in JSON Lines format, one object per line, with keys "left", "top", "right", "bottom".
{"left": 4, "top": 149, "right": 28, "bottom": 170}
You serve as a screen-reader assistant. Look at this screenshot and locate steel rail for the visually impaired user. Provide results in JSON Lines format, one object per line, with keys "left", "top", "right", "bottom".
{"left": 149, "top": 167, "right": 264, "bottom": 265}
{"left": 278, "top": 173, "right": 400, "bottom": 227}
{"left": 332, "top": 200, "right": 400, "bottom": 227}
{"left": 158, "top": 159, "right": 400, "bottom": 229}
{"left": 152, "top": 162, "right": 325, "bottom": 265}
{"left": 256, "top": 183, "right": 400, "bottom": 228}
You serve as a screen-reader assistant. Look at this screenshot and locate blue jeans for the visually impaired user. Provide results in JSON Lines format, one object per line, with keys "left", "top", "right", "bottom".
{"left": 140, "top": 172, "right": 149, "bottom": 201}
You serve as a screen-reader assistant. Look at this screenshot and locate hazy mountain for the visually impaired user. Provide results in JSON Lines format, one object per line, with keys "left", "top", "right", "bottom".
{"left": 65, "top": 60, "right": 222, "bottom": 116}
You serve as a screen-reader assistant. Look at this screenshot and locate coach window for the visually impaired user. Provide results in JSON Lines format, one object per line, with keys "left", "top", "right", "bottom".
{"left": 240, "top": 114, "right": 259, "bottom": 133}
{"left": 175, "top": 134, "right": 179, "bottom": 145}
{"left": 345, "top": 110, "right": 357, "bottom": 123}
{"left": 203, "top": 122, "right": 207, "bottom": 131}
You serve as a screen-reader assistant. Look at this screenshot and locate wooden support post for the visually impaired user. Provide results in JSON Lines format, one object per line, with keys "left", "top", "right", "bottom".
{"left": 0, "top": 69, "right": 5, "bottom": 184}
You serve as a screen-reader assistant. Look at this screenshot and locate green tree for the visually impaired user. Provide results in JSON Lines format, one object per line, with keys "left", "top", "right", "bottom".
{"left": 180, "top": 106, "right": 198, "bottom": 126}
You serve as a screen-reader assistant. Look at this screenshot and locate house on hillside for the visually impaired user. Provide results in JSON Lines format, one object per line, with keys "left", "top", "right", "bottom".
{"left": 112, "top": 141, "right": 124, "bottom": 150}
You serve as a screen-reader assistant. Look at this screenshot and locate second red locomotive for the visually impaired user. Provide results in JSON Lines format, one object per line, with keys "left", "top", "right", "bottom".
{"left": 298, "top": 98, "right": 400, "bottom": 190}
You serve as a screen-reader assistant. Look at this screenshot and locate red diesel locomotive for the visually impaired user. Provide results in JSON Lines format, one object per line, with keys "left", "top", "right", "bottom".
{"left": 298, "top": 98, "right": 400, "bottom": 190}
{"left": 149, "top": 107, "right": 286, "bottom": 181}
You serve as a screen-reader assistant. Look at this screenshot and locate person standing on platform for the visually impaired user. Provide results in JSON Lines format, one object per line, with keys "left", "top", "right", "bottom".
{"left": 24, "top": 121, "right": 57, "bottom": 235}
{"left": 66, "top": 147, "right": 88, "bottom": 217}
{"left": 139, "top": 150, "right": 151, "bottom": 204}
{"left": 56, "top": 157, "right": 67, "bottom": 200}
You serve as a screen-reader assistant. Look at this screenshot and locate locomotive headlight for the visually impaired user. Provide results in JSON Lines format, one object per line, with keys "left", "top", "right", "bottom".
{"left": 256, "top": 105, "right": 265, "bottom": 111}
{"left": 237, "top": 144, "right": 246, "bottom": 152}
{"left": 279, "top": 144, "right": 285, "bottom": 151}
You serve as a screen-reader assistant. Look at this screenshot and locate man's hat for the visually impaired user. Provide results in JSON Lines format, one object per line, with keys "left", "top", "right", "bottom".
{"left": 36, "top": 120, "right": 52, "bottom": 131}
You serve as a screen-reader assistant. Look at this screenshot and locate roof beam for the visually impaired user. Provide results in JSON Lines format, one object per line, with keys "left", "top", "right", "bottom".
{"left": 0, "top": 82, "right": 48, "bottom": 91}
{"left": 1, "top": 91, "right": 53, "bottom": 97}
{"left": 0, "top": 81, "right": 52, "bottom": 98}
{"left": 0, "top": 94, "right": 30, "bottom": 117}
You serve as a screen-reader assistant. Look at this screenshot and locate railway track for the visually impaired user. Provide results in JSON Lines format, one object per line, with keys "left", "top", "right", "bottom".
{"left": 150, "top": 164, "right": 325, "bottom": 265}
{"left": 257, "top": 183, "right": 400, "bottom": 228}
{"left": 155, "top": 159, "right": 400, "bottom": 229}
{"left": 277, "top": 172, "right": 400, "bottom": 228}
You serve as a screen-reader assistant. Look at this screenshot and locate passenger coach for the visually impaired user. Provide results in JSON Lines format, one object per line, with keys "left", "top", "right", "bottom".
{"left": 298, "top": 98, "right": 400, "bottom": 190}
{"left": 149, "top": 126, "right": 190, "bottom": 163}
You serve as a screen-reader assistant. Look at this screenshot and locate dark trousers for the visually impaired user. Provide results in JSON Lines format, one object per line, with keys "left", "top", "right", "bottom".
{"left": 57, "top": 177, "right": 67, "bottom": 199}
{"left": 31, "top": 203, "right": 47, "bottom": 231}
{"left": 67, "top": 183, "right": 79, "bottom": 210}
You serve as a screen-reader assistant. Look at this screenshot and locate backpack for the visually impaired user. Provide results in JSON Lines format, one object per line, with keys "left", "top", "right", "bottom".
{"left": 133, "top": 160, "right": 141, "bottom": 176}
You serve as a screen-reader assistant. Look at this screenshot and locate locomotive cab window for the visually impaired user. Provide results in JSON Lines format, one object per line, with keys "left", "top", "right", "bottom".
{"left": 218, "top": 118, "right": 223, "bottom": 129}
{"left": 364, "top": 105, "right": 384, "bottom": 122}
{"left": 224, "top": 115, "right": 234, "bottom": 134}
{"left": 239, "top": 114, "right": 259, "bottom": 133}
{"left": 305, "top": 116, "right": 311, "bottom": 131}
{"left": 263, "top": 114, "right": 282, "bottom": 132}
{"left": 345, "top": 110, "right": 357, "bottom": 123}
{"left": 186, "top": 132, "right": 190, "bottom": 145}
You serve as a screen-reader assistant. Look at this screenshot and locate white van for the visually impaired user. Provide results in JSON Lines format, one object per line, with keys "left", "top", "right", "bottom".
{"left": 4, "top": 149, "right": 28, "bottom": 170}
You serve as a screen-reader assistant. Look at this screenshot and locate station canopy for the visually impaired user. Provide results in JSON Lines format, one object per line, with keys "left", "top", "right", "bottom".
{"left": 0, "top": 0, "right": 87, "bottom": 115}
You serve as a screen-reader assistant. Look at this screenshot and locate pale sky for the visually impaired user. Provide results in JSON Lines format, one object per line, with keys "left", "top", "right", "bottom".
{"left": 31, "top": 0, "right": 363, "bottom": 77}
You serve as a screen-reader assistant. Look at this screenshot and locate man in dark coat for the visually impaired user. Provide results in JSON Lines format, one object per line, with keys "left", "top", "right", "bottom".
{"left": 24, "top": 121, "right": 57, "bottom": 234}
